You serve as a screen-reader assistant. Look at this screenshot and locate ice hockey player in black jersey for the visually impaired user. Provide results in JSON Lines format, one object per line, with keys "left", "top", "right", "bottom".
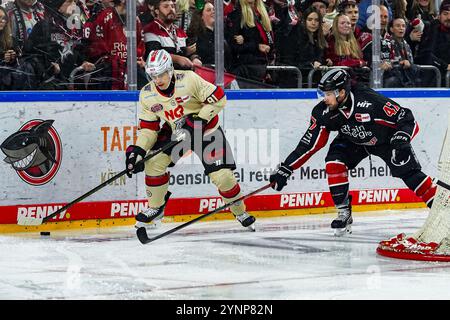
{"left": 269, "top": 68, "right": 437, "bottom": 236}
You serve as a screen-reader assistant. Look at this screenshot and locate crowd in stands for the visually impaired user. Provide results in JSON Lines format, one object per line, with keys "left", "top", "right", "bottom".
{"left": 0, "top": 0, "right": 449, "bottom": 90}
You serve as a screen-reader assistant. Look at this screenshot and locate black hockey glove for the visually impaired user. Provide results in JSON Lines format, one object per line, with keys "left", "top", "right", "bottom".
{"left": 390, "top": 131, "right": 411, "bottom": 165}
{"left": 125, "top": 145, "right": 146, "bottom": 178}
{"left": 270, "top": 163, "right": 293, "bottom": 191}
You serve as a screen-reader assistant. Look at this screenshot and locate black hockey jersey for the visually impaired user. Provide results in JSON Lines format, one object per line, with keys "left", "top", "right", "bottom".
{"left": 284, "top": 85, "right": 419, "bottom": 170}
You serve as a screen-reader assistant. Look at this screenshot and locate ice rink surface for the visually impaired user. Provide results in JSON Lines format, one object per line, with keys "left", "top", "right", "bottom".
{"left": 1, "top": 208, "right": 450, "bottom": 300}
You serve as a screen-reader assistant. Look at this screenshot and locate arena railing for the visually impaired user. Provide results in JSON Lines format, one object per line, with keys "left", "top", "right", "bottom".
{"left": 379, "top": 65, "right": 442, "bottom": 88}
{"left": 416, "top": 65, "right": 442, "bottom": 87}
{"left": 307, "top": 66, "right": 359, "bottom": 88}
{"left": 266, "top": 65, "right": 303, "bottom": 88}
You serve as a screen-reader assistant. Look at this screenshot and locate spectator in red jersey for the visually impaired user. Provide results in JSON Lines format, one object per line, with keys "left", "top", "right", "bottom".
{"left": 339, "top": 0, "right": 372, "bottom": 66}
{"left": 325, "top": 13, "right": 367, "bottom": 68}
{"left": 83, "top": 0, "right": 145, "bottom": 89}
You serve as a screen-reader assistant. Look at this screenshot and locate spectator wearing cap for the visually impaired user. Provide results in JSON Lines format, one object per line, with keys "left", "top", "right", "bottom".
{"left": 339, "top": 0, "right": 372, "bottom": 65}
{"left": 356, "top": 0, "right": 392, "bottom": 29}
{"left": 419, "top": 0, "right": 450, "bottom": 82}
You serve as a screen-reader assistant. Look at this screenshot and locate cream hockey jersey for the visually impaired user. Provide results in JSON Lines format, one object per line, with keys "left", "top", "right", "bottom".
{"left": 136, "top": 70, "right": 226, "bottom": 151}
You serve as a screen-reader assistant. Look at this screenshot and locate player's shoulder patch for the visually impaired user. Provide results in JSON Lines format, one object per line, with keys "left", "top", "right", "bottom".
{"left": 143, "top": 83, "right": 153, "bottom": 91}
{"left": 175, "top": 72, "right": 185, "bottom": 81}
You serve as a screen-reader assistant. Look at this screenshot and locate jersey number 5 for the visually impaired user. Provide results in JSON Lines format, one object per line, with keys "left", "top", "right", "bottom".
{"left": 383, "top": 102, "right": 400, "bottom": 117}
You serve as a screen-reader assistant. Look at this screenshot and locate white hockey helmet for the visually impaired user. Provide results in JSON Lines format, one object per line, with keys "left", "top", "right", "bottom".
{"left": 145, "top": 49, "right": 174, "bottom": 81}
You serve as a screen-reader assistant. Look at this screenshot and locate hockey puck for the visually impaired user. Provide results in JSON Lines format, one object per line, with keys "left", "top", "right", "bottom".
{"left": 40, "top": 231, "right": 51, "bottom": 236}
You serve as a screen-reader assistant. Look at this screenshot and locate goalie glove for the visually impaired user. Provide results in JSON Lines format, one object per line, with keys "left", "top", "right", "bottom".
{"left": 390, "top": 131, "right": 411, "bottom": 165}
{"left": 269, "top": 163, "right": 293, "bottom": 191}
{"left": 125, "top": 145, "right": 146, "bottom": 178}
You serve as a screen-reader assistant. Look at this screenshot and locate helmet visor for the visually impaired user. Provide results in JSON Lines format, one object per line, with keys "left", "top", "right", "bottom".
{"left": 148, "top": 70, "right": 170, "bottom": 81}
{"left": 317, "top": 88, "right": 340, "bottom": 100}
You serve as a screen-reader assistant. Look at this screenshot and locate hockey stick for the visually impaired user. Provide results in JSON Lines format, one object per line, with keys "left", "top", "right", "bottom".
{"left": 17, "top": 137, "right": 184, "bottom": 226}
{"left": 436, "top": 179, "right": 450, "bottom": 192}
{"left": 136, "top": 183, "right": 274, "bottom": 244}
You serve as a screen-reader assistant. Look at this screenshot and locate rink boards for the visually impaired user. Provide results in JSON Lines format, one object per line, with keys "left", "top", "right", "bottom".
{"left": 0, "top": 89, "right": 449, "bottom": 232}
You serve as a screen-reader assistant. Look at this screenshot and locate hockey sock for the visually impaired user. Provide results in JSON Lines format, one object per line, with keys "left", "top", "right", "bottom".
{"left": 326, "top": 161, "right": 350, "bottom": 208}
{"left": 210, "top": 169, "right": 246, "bottom": 215}
{"left": 402, "top": 171, "right": 437, "bottom": 208}
{"left": 145, "top": 173, "right": 170, "bottom": 208}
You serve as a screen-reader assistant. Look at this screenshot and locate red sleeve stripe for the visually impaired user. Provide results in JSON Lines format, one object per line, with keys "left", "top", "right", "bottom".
{"left": 219, "top": 184, "right": 241, "bottom": 199}
{"left": 205, "top": 86, "right": 225, "bottom": 104}
{"left": 145, "top": 173, "right": 170, "bottom": 187}
{"left": 374, "top": 119, "right": 397, "bottom": 129}
{"left": 139, "top": 119, "right": 160, "bottom": 131}
{"left": 411, "top": 121, "right": 419, "bottom": 140}
{"left": 291, "top": 127, "right": 330, "bottom": 170}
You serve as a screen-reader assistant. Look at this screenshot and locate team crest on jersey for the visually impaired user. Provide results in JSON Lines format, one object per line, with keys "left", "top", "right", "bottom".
{"left": 151, "top": 103, "right": 163, "bottom": 112}
{"left": 355, "top": 113, "right": 371, "bottom": 122}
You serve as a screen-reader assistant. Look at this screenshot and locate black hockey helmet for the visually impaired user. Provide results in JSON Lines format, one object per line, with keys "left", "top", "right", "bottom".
{"left": 318, "top": 68, "right": 351, "bottom": 95}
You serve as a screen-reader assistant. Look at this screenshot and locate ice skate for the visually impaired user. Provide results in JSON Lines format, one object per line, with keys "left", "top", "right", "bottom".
{"left": 235, "top": 212, "right": 256, "bottom": 231}
{"left": 135, "top": 206, "right": 164, "bottom": 230}
{"left": 135, "top": 192, "right": 171, "bottom": 230}
{"left": 331, "top": 197, "right": 353, "bottom": 236}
